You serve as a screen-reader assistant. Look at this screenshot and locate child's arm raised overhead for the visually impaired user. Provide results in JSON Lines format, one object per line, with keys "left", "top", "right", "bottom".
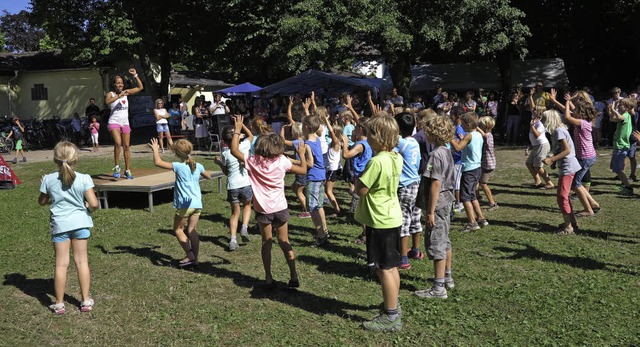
{"left": 325, "top": 115, "right": 340, "bottom": 150}
{"left": 280, "top": 124, "right": 295, "bottom": 147}
{"left": 230, "top": 115, "right": 247, "bottom": 163}
{"left": 149, "top": 138, "right": 173, "bottom": 169}
{"left": 289, "top": 140, "right": 309, "bottom": 175}
{"left": 549, "top": 88, "right": 567, "bottom": 112}
{"left": 608, "top": 103, "right": 625, "bottom": 122}
{"left": 346, "top": 94, "right": 361, "bottom": 122}
{"left": 542, "top": 138, "right": 571, "bottom": 166}
{"left": 302, "top": 97, "right": 311, "bottom": 117}
{"left": 239, "top": 116, "right": 254, "bottom": 144}
{"left": 310, "top": 91, "right": 317, "bottom": 115}
{"left": 287, "top": 96, "right": 295, "bottom": 125}
{"left": 367, "top": 90, "right": 376, "bottom": 118}
{"left": 450, "top": 132, "right": 472, "bottom": 151}
{"left": 563, "top": 97, "right": 582, "bottom": 127}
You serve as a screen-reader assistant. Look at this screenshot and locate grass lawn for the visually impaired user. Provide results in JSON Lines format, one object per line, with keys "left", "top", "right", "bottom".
{"left": 1, "top": 147, "right": 638, "bottom": 346}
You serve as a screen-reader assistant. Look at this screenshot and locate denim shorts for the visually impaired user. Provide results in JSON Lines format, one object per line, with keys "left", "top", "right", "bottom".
{"left": 305, "top": 180, "right": 325, "bottom": 212}
{"left": 610, "top": 149, "right": 629, "bottom": 173}
{"left": 460, "top": 167, "right": 482, "bottom": 202}
{"left": 156, "top": 123, "right": 170, "bottom": 133}
{"left": 51, "top": 228, "right": 91, "bottom": 243}
{"left": 573, "top": 156, "right": 596, "bottom": 188}
{"left": 227, "top": 185, "right": 253, "bottom": 204}
{"left": 627, "top": 142, "right": 637, "bottom": 158}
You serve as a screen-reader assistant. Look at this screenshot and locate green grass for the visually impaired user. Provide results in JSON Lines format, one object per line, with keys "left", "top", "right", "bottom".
{"left": 1, "top": 148, "right": 639, "bottom": 346}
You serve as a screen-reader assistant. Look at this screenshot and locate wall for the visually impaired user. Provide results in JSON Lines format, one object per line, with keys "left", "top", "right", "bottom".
{"left": 9, "top": 69, "right": 105, "bottom": 120}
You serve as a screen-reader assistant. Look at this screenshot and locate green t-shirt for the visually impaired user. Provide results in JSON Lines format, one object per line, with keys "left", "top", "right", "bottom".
{"left": 613, "top": 112, "right": 632, "bottom": 150}
{"left": 355, "top": 151, "right": 403, "bottom": 229}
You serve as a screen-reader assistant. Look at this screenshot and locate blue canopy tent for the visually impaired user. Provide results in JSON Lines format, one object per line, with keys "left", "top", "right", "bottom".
{"left": 262, "top": 69, "right": 392, "bottom": 100}
{"left": 218, "top": 82, "right": 262, "bottom": 97}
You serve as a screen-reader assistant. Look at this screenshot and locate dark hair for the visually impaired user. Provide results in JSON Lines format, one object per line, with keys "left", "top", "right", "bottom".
{"left": 394, "top": 112, "right": 415, "bottom": 137}
{"left": 221, "top": 125, "right": 235, "bottom": 144}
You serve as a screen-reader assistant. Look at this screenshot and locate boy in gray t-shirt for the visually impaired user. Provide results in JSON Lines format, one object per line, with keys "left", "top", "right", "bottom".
{"left": 415, "top": 116, "right": 456, "bottom": 299}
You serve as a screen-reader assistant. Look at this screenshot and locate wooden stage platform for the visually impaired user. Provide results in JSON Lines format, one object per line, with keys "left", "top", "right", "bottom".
{"left": 92, "top": 168, "right": 225, "bottom": 212}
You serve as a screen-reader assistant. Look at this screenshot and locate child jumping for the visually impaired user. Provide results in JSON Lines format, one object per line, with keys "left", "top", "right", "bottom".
{"left": 214, "top": 124, "right": 253, "bottom": 251}
{"left": 150, "top": 138, "right": 211, "bottom": 266}
{"left": 39, "top": 141, "right": 99, "bottom": 314}
{"left": 415, "top": 115, "right": 456, "bottom": 299}
{"left": 230, "top": 115, "right": 308, "bottom": 288}
{"left": 355, "top": 116, "right": 404, "bottom": 332}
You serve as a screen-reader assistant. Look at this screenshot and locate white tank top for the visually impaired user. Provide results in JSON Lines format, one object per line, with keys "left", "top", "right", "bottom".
{"left": 155, "top": 108, "right": 168, "bottom": 124}
{"left": 326, "top": 146, "right": 342, "bottom": 171}
{"left": 108, "top": 92, "right": 129, "bottom": 125}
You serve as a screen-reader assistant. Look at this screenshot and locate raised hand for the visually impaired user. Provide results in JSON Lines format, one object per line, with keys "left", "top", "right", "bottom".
{"left": 346, "top": 94, "right": 353, "bottom": 106}
{"left": 148, "top": 137, "right": 159, "bottom": 151}
{"left": 550, "top": 88, "right": 557, "bottom": 100}
{"left": 233, "top": 114, "right": 244, "bottom": 132}
{"left": 128, "top": 68, "right": 137, "bottom": 75}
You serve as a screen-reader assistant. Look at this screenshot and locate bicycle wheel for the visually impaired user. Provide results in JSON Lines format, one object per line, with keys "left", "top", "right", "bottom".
{"left": 5, "top": 138, "right": 14, "bottom": 152}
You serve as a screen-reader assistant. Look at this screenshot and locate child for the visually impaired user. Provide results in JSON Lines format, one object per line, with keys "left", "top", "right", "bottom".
{"left": 415, "top": 116, "right": 455, "bottom": 299}
{"left": 89, "top": 116, "right": 100, "bottom": 152}
{"left": 607, "top": 98, "right": 636, "bottom": 195}
{"left": 394, "top": 112, "right": 423, "bottom": 270}
{"left": 5, "top": 116, "right": 27, "bottom": 163}
{"left": 526, "top": 107, "right": 554, "bottom": 189}
{"left": 230, "top": 115, "right": 308, "bottom": 288}
{"left": 214, "top": 125, "right": 253, "bottom": 251}
{"left": 355, "top": 116, "right": 403, "bottom": 332}
{"left": 324, "top": 120, "right": 344, "bottom": 217}
{"left": 38, "top": 141, "right": 99, "bottom": 314}
{"left": 450, "top": 112, "right": 465, "bottom": 213}
{"left": 413, "top": 109, "right": 437, "bottom": 175}
{"left": 150, "top": 138, "right": 212, "bottom": 266}
{"left": 249, "top": 117, "right": 273, "bottom": 154}
{"left": 302, "top": 115, "right": 330, "bottom": 246}
{"left": 415, "top": 115, "right": 456, "bottom": 299}
{"left": 541, "top": 110, "right": 582, "bottom": 234}
{"left": 450, "top": 112, "right": 488, "bottom": 232}
{"left": 280, "top": 122, "right": 310, "bottom": 218}
{"left": 477, "top": 116, "right": 499, "bottom": 210}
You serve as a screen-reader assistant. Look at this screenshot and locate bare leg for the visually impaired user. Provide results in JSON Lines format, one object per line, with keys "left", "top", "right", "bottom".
{"left": 462, "top": 201, "right": 476, "bottom": 223}
{"left": 259, "top": 222, "right": 274, "bottom": 283}
{"left": 274, "top": 222, "right": 298, "bottom": 281}
{"left": 121, "top": 132, "right": 131, "bottom": 171}
{"left": 292, "top": 183, "right": 307, "bottom": 213}
{"left": 471, "top": 199, "right": 485, "bottom": 221}
{"left": 110, "top": 129, "right": 122, "bottom": 167}
{"left": 158, "top": 132, "right": 165, "bottom": 151}
{"left": 377, "top": 268, "right": 400, "bottom": 311}
{"left": 480, "top": 182, "right": 496, "bottom": 205}
{"left": 526, "top": 162, "right": 541, "bottom": 185}
{"left": 71, "top": 238, "right": 91, "bottom": 301}
{"left": 165, "top": 130, "right": 174, "bottom": 148}
{"left": 310, "top": 208, "right": 328, "bottom": 238}
{"left": 241, "top": 201, "right": 252, "bottom": 228}
{"left": 537, "top": 167, "right": 553, "bottom": 187}
{"left": 53, "top": 241, "right": 71, "bottom": 304}
{"left": 401, "top": 236, "right": 409, "bottom": 257}
{"left": 229, "top": 203, "right": 241, "bottom": 240}
{"left": 325, "top": 180, "right": 341, "bottom": 213}
{"left": 186, "top": 213, "right": 200, "bottom": 259}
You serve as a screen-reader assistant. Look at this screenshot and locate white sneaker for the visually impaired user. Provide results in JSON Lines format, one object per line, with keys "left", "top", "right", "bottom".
{"left": 229, "top": 240, "right": 239, "bottom": 251}
{"left": 240, "top": 230, "right": 251, "bottom": 243}
{"left": 415, "top": 287, "right": 448, "bottom": 299}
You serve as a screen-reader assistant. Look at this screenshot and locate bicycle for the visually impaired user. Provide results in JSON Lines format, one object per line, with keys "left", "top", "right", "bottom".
{"left": 0, "top": 132, "right": 14, "bottom": 154}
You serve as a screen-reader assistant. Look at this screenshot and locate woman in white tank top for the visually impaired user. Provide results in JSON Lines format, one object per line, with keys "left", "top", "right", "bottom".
{"left": 154, "top": 99, "right": 173, "bottom": 153}
{"left": 105, "top": 68, "right": 144, "bottom": 179}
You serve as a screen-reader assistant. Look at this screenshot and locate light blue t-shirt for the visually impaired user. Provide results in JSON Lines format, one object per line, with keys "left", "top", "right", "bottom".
{"left": 39, "top": 172, "right": 94, "bottom": 235}
{"left": 343, "top": 124, "right": 355, "bottom": 146}
{"left": 461, "top": 131, "right": 483, "bottom": 172}
{"left": 172, "top": 162, "right": 206, "bottom": 209}
{"left": 221, "top": 140, "right": 251, "bottom": 190}
{"left": 394, "top": 136, "right": 421, "bottom": 187}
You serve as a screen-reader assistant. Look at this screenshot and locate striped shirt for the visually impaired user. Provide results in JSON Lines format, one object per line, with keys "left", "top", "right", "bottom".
{"left": 573, "top": 120, "right": 596, "bottom": 159}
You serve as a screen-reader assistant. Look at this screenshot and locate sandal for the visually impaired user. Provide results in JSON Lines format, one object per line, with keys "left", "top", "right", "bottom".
{"left": 179, "top": 250, "right": 198, "bottom": 267}
{"left": 49, "top": 302, "right": 66, "bottom": 315}
{"left": 539, "top": 184, "right": 555, "bottom": 190}
{"left": 556, "top": 226, "right": 575, "bottom": 235}
{"left": 575, "top": 211, "right": 595, "bottom": 218}
{"left": 80, "top": 299, "right": 94, "bottom": 312}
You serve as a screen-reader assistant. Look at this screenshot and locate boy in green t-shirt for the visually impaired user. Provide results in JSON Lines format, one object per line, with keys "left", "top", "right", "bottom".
{"left": 608, "top": 98, "right": 636, "bottom": 195}
{"left": 355, "top": 116, "right": 404, "bottom": 332}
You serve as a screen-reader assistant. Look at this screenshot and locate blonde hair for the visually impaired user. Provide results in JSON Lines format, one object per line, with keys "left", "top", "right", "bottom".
{"left": 478, "top": 116, "right": 495, "bottom": 131}
{"left": 460, "top": 112, "right": 479, "bottom": 128}
{"left": 340, "top": 110, "right": 353, "bottom": 123}
{"left": 53, "top": 141, "right": 78, "bottom": 186}
{"left": 330, "top": 124, "right": 344, "bottom": 146}
{"left": 173, "top": 139, "right": 197, "bottom": 171}
{"left": 251, "top": 117, "right": 273, "bottom": 135}
{"left": 619, "top": 97, "right": 637, "bottom": 111}
{"left": 416, "top": 108, "right": 437, "bottom": 130}
{"left": 425, "top": 115, "right": 454, "bottom": 146}
{"left": 254, "top": 133, "right": 285, "bottom": 158}
{"left": 155, "top": 98, "right": 164, "bottom": 108}
{"left": 541, "top": 109, "right": 565, "bottom": 134}
{"left": 367, "top": 116, "right": 399, "bottom": 151}
{"left": 314, "top": 106, "right": 330, "bottom": 120}
{"left": 291, "top": 122, "right": 303, "bottom": 139}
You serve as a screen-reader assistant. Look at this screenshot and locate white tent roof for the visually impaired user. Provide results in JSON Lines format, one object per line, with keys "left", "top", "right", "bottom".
{"left": 410, "top": 58, "right": 569, "bottom": 92}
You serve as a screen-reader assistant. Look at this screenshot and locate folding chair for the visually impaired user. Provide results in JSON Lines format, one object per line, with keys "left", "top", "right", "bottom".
{"left": 208, "top": 131, "right": 221, "bottom": 154}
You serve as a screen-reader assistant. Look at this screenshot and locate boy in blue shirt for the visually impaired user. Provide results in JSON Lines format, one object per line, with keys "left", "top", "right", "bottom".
{"left": 303, "top": 115, "right": 330, "bottom": 245}
{"left": 394, "top": 112, "right": 423, "bottom": 270}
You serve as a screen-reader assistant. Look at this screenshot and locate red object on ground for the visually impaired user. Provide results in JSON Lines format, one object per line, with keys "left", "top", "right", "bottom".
{"left": 0, "top": 155, "right": 22, "bottom": 185}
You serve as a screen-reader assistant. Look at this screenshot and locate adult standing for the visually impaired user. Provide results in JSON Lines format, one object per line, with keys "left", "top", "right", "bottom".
{"left": 168, "top": 102, "right": 183, "bottom": 135}
{"left": 391, "top": 87, "right": 404, "bottom": 107}
{"left": 193, "top": 97, "right": 208, "bottom": 149}
{"left": 154, "top": 98, "right": 173, "bottom": 153}
{"left": 209, "top": 93, "right": 229, "bottom": 135}
{"left": 85, "top": 98, "right": 101, "bottom": 119}
{"left": 105, "top": 68, "right": 143, "bottom": 179}
{"left": 179, "top": 97, "right": 189, "bottom": 129}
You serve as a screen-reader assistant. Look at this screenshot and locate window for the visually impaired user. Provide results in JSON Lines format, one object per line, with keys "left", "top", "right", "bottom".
{"left": 31, "top": 84, "right": 48, "bottom": 100}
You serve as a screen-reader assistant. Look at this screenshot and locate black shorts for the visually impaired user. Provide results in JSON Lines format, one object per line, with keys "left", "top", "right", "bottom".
{"left": 326, "top": 169, "right": 341, "bottom": 182}
{"left": 366, "top": 226, "right": 402, "bottom": 270}
{"left": 460, "top": 167, "right": 482, "bottom": 202}
{"left": 255, "top": 209, "right": 290, "bottom": 226}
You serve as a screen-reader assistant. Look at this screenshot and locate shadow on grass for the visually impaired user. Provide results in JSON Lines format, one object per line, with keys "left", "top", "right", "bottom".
{"left": 2, "top": 273, "right": 81, "bottom": 309}
{"left": 97, "top": 244, "right": 373, "bottom": 321}
{"left": 494, "top": 201, "right": 560, "bottom": 214}
{"left": 488, "top": 219, "right": 558, "bottom": 233}
{"left": 494, "top": 242, "right": 639, "bottom": 276}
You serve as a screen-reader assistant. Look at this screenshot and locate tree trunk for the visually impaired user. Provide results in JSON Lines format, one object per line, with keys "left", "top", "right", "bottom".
{"left": 388, "top": 54, "right": 412, "bottom": 102}
{"left": 136, "top": 44, "right": 162, "bottom": 98}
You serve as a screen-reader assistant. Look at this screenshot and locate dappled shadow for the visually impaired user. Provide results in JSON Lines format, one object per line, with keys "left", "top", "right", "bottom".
{"left": 2, "top": 273, "right": 81, "bottom": 309}
{"left": 496, "top": 201, "right": 559, "bottom": 214}
{"left": 493, "top": 242, "right": 638, "bottom": 276}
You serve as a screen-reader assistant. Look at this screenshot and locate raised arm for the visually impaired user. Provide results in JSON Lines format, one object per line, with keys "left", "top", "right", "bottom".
{"left": 288, "top": 140, "right": 309, "bottom": 175}
{"left": 530, "top": 117, "right": 543, "bottom": 138}
{"left": 367, "top": 90, "right": 376, "bottom": 117}
{"left": 343, "top": 139, "right": 363, "bottom": 159}
{"left": 287, "top": 96, "right": 295, "bottom": 124}
{"left": 230, "top": 115, "right": 246, "bottom": 162}
{"left": 302, "top": 97, "right": 311, "bottom": 117}
{"left": 346, "top": 94, "right": 361, "bottom": 122}
{"left": 280, "top": 124, "right": 294, "bottom": 147}
{"left": 240, "top": 117, "right": 254, "bottom": 144}
{"left": 310, "top": 91, "right": 317, "bottom": 114}
{"left": 149, "top": 138, "right": 173, "bottom": 169}
{"left": 549, "top": 88, "right": 566, "bottom": 111}
{"left": 124, "top": 68, "right": 144, "bottom": 96}
{"left": 563, "top": 98, "right": 581, "bottom": 127}
{"left": 608, "top": 104, "right": 625, "bottom": 122}
{"left": 528, "top": 88, "right": 535, "bottom": 113}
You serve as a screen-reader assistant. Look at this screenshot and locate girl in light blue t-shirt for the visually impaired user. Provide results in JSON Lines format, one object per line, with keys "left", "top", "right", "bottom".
{"left": 39, "top": 141, "right": 99, "bottom": 314}
{"left": 150, "top": 138, "right": 211, "bottom": 267}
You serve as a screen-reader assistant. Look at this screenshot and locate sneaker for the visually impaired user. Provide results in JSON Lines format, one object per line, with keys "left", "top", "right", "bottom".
{"left": 113, "top": 165, "right": 121, "bottom": 178}
{"left": 80, "top": 299, "right": 94, "bottom": 312}
{"left": 460, "top": 222, "right": 480, "bottom": 232}
{"left": 124, "top": 170, "right": 134, "bottom": 180}
{"left": 12, "top": 157, "right": 17, "bottom": 164}
{"left": 408, "top": 250, "right": 424, "bottom": 260}
{"left": 630, "top": 174, "right": 638, "bottom": 182}
{"left": 399, "top": 262, "right": 412, "bottom": 270}
{"left": 314, "top": 233, "right": 330, "bottom": 247}
{"left": 488, "top": 203, "right": 500, "bottom": 211}
{"left": 477, "top": 219, "right": 489, "bottom": 228}
{"left": 453, "top": 202, "right": 463, "bottom": 213}
{"left": 229, "top": 240, "right": 239, "bottom": 251}
{"left": 620, "top": 186, "right": 634, "bottom": 196}
{"left": 49, "top": 302, "right": 66, "bottom": 314}
{"left": 361, "top": 313, "right": 402, "bottom": 332}
{"left": 298, "top": 212, "right": 311, "bottom": 218}
{"left": 415, "top": 287, "right": 448, "bottom": 299}
{"left": 240, "top": 230, "right": 251, "bottom": 243}
{"left": 21, "top": 157, "right": 26, "bottom": 162}
{"left": 354, "top": 234, "right": 366, "bottom": 244}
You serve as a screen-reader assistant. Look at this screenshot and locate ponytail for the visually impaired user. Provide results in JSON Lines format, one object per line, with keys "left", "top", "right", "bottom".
{"left": 58, "top": 160, "right": 77, "bottom": 186}
{"left": 53, "top": 141, "right": 79, "bottom": 186}
{"left": 187, "top": 154, "right": 196, "bottom": 172}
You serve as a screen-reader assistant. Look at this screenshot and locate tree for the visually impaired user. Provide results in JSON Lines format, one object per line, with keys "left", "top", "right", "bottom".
{"left": 0, "top": 10, "right": 46, "bottom": 52}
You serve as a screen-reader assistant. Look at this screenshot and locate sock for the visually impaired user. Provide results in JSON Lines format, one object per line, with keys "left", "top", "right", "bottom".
{"left": 385, "top": 308, "right": 399, "bottom": 321}
{"left": 401, "top": 256, "right": 409, "bottom": 264}
{"left": 445, "top": 270, "right": 452, "bottom": 279}
{"left": 241, "top": 225, "right": 248, "bottom": 233}
{"left": 231, "top": 236, "right": 237, "bottom": 242}
{"left": 434, "top": 278, "right": 445, "bottom": 291}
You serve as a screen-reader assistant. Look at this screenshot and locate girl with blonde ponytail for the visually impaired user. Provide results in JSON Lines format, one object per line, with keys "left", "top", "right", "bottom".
{"left": 39, "top": 141, "right": 99, "bottom": 314}
{"left": 150, "top": 138, "right": 211, "bottom": 267}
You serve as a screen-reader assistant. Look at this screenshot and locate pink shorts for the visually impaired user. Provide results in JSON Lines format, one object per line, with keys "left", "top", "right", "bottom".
{"left": 107, "top": 123, "right": 132, "bottom": 134}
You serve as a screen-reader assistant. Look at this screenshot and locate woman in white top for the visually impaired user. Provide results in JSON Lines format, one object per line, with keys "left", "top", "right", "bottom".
{"left": 105, "top": 68, "right": 144, "bottom": 179}
{"left": 155, "top": 99, "right": 173, "bottom": 153}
